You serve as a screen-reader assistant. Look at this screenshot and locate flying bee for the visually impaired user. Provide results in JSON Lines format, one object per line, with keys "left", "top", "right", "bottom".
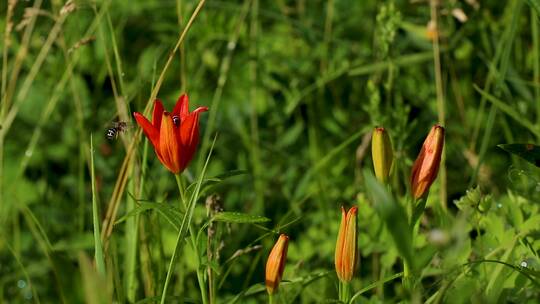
{"left": 106, "top": 121, "right": 131, "bottom": 140}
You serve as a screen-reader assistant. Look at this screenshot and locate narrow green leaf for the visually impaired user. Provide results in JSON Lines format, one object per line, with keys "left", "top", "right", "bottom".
{"left": 186, "top": 169, "right": 248, "bottom": 196}
{"left": 90, "top": 135, "right": 106, "bottom": 277}
{"left": 348, "top": 52, "right": 433, "bottom": 76}
{"left": 214, "top": 169, "right": 248, "bottom": 179}
{"left": 474, "top": 85, "right": 540, "bottom": 138}
{"left": 293, "top": 128, "right": 365, "bottom": 201}
{"left": 226, "top": 271, "right": 330, "bottom": 304}
{"left": 160, "top": 134, "right": 217, "bottom": 304}
{"left": 363, "top": 170, "right": 414, "bottom": 271}
{"left": 52, "top": 233, "right": 94, "bottom": 251}
{"left": 4, "top": 242, "right": 40, "bottom": 302}
{"left": 498, "top": 143, "right": 540, "bottom": 167}
{"left": 78, "top": 252, "right": 112, "bottom": 304}
{"left": 349, "top": 272, "right": 403, "bottom": 303}
{"left": 526, "top": 0, "right": 540, "bottom": 17}
{"left": 212, "top": 212, "right": 270, "bottom": 224}
{"left": 466, "top": 259, "right": 540, "bottom": 288}
{"left": 115, "top": 202, "right": 156, "bottom": 224}
{"left": 116, "top": 202, "right": 184, "bottom": 231}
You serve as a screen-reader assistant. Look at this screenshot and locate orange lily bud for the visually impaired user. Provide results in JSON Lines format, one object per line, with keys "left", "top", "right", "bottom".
{"left": 134, "top": 94, "right": 208, "bottom": 174}
{"left": 335, "top": 206, "right": 358, "bottom": 282}
{"left": 371, "top": 127, "right": 394, "bottom": 183}
{"left": 410, "top": 125, "right": 445, "bottom": 199}
{"left": 265, "top": 234, "right": 289, "bottom": 294}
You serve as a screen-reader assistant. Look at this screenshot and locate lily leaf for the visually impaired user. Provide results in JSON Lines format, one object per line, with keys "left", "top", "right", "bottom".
{"left": 186, "top": 169, "right": 248, "bottom": 196}
{"left": 116, "top": 202, "right": 183, "bottom": 231}
{"left": 212, "top": 212, "right": 270, "bottom": 224}
{"left": 498, "top": 144, "right": 540, "bottom": 167}
{"left": 526, "top": 0, "right": 540, "bottom": 17}
{"left": 363, "top": 170, "right": 415, "bottom": 271}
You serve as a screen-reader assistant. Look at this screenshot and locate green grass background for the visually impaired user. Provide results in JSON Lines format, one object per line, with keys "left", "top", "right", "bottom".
{"left": 1, "top": 0, "right": 539, "bottom": 303}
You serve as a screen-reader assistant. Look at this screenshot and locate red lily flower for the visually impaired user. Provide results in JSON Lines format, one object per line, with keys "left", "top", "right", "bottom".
{"left": 133, "top": 94, "right": 208, "bottom": 174}
{"left": 410, "top": 125, "right": 445, "bottom": 199}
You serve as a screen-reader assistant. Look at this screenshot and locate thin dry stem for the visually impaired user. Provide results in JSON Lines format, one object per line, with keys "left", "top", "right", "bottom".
{"left": 430, "top": 0, "right": 447, "bottom": 209}
{"left": 100, "top": 0, "right": 207, "bottom": 245}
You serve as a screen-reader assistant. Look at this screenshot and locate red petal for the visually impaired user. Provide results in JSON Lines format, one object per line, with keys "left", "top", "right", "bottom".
{"left": 335, "top": 206, "right": 346, "bottom": 281}
{"left": 181, "top": 106, "right": 208, "bottom": 124}
{"left": 152, "top": 99, "right": 164, "bottom": 128}
{"left": 177, "top": 111, "right": 203, "bottom": 170}
{"left": 158, "top": 112, "right": 181, "bottom": 173}
{"left": 134, "top": 112, "right": 159, "bottom": 148}
{"left": 173, "top": 94, "right": 189, "bottom": 117}
{"left": 179, "top": 112, "right": 200, "bottom": 148}
{"left": 192, "top": 106, "right": 209, "bottom": 115}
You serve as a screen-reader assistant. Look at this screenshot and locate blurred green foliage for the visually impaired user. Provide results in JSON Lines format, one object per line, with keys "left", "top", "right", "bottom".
{"left": 0, "top": 0, "right": 539, "bottom": 303}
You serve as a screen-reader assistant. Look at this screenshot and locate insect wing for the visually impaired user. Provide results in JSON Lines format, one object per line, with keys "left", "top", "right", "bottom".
{"left": 105, "top": 121, "right": 133, "bottom": 140}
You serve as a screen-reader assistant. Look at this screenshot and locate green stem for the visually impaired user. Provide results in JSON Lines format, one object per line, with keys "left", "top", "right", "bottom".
{"left": 403, "top": 259, "right": 412, "bottom": 291}
{"left": 160, "top": 218, "right": 185, "bottom": 304}
{"left": 533, "top": 9, "right": 540, "bottom": 127}
{"left": 125, "top": 171, "right": 139, "bottom": 302}
{"left": 339, "top": 281, "right": 351, "bottom": 303}
{"left": 403, "top": 197, "right": 419, "bottom": 294}
{"left": 176, "top": 173, "right": 187, "bottom": 208}
{"left": 175, "top": 174, "right": 208, "bottom": 304}
{"left": 161, "top": 136, "right": 217, "bottom": 304}
{"left": 268, "top": 293, "right": 275, "bottom": 304}
{"left": 407, "top": 197, "right": 413, "bottom": 222}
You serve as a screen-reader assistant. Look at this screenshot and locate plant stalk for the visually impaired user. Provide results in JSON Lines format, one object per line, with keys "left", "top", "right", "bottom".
{"left": 339, "top": 281, "right": 351, "bottom": 303}
{"left": 175, "top": 174, "right": 208, "bottom": 304}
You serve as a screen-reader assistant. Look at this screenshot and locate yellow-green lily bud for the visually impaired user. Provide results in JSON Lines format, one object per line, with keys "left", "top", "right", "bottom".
{"left": 371, "top": 127, "right": 394, "bottom": 183}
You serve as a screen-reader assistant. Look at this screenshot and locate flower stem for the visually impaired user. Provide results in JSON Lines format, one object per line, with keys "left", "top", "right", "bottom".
{"left": 176, "top": 173, "right": 187, "bottom": 209}
{"left": 268, "top": 293, "right": 275, "bottom": 304}
{"left": 403, "top": 259, "right": 412, "bottom": 291}
{"left": 175, "top": 174, "right": 208, "bottom": 304}
{"left": 339, "top": 281, "right": 351, "bottom": 303}
{"left": 403, "top": 197, "right": 417, "bottom": 295}
{"left": 161, "top": 223, "right": 184, "bottom": 304}
{"left": 404, "top": 197, "right": 421, "bottom": 297}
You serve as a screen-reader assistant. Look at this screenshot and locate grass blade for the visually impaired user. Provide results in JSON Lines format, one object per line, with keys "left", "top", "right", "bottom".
{"left": 212, "top": 212, "right": 270, "bottom": 224}
{"left": 473, "top": 84, "right": 540, "bottom": 138}
{"left": 90, "top": 135, "right": 106, "bottom": 276}
{"left": 498, "top": 143, "right": 540, "bottom": 167}
{"left": 160, "top": 135, "right": 217, "bottom": 304}
{"left": 526, "top": 0, "right": 540, "bottom": 16}
{"left": 349, "top": 272, "right": 403, "bottom": 303}
{"left": 363, "top": 170, "right": 414, "bottom": 271}
{"left": 116, "top": 201, "right": 184, "bottom": 231}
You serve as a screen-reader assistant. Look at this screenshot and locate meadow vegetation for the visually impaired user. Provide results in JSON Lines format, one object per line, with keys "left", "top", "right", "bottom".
{"left": 1, "top": 0, "right": 540, "bottom": 303}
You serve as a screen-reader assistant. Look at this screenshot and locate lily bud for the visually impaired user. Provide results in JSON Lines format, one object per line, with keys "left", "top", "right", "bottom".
{"left": 265, "top": 234, "right": 289, "bottom": 294}
{"left": 335, "top": 206, "right": 358, "bottom": 282}
{"left": 410, "top": 125, "right": 445, "bottom": 199}
{"left": 371, "top": 127, "right": 394, "bottom": 183}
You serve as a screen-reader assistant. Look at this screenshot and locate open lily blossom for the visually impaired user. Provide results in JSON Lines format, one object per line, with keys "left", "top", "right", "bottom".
{"left": 133, "top": 94, "right": 208, "bottom": 174}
